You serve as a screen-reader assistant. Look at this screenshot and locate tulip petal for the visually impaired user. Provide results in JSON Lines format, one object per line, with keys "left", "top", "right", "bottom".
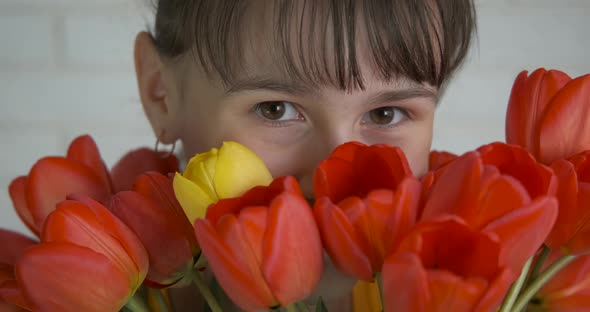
{"left": 539, "top": 253, "right": 590, "bottom": 297}
{"left": 474, "top": 175, "right": 531, "bottom": 229}
{"left": 546, "top": 159, "right": 579, "bottom": 249}
{"left": 506, "top": 70, "right": 533, "bottom": 149}
{"left": 66, "top": 135, "right": 112, "bottom": 193}
{"left": 16, "top": 243, "right": 133, "bottom": 312}
{"left": 564, "top": 183, "right": 590, "bottom": 255}
{"left": 478, "top": 142, "right": 558, "bottom": 198}
{"left": 238, "top": 206, "right": 268, "bottom": 266}
{"left": 205, "top": 177, "right": 296, "bottom": 227}
{"left": 214, "top": 142, "right": 273, "bottom": 199}
{"left": 340, "top": 196, "right": 383, "bottom": 273}
{"left": 173, "top": 172, "right": 215, "bottom": 224}
{"left": 133, "top": 173, "right": 196, "bottom": 247}
{"left": 65, "top": 195, "right": 149, "bottom": 278}
{"left": 411, "top": 220, "right": 502, "bottom": 280}
{"left": 0, "top": 269, "right": 31, "bottom": 312}
{"left": 110, "top": 148, "right": 179, "bottom": 193}
{"left": 8, "top": 177, "right": 37, "bottom": 235}
{"left": 314, "top": 198, "right": 373, "bottom": 280}
{"left": 544, "top": 292, "right": 590, "bottom": 311}
{"left": 263, "top": 192, "right": 323, "bottom": 306}
{"left": 355, "top": 145, "right": 410, "bottom": 195}
{"left": 475, "top": 268, "right": 514, "bottom": 312}
{"left": 427, "top": 271, "right": 487, "bottom": 312}
{"left": 110, "top": 191, "right": 194, "bottom": 287}
{"left": 539, "top": 74, "right": 590, "bottom": 164}
{"left": 483, "top": 196, "right": 558, "bottom": 273}
{"left": 506, "top": 69, "right": 571, "bottom": 153}
{"left": 42, "top": 200, "right": 148, "bottom": 287}
{"left": 330, "top": 141, "right": 364, "bottom": 162}
{"left": 0, "top": 230, "right": 36, "bottom": 265}
{"left": 314, "top": 158, "right": 357, "bottom": 203}
{"left": 382, "top": 252, "right": 428, "bottom": 312}
{"left": 421, "top": 152, "right": 482, "bottom": 221}
{"left": 195, "top": 218, "right": 277, "bottom": 311}
{"left": 384, "top": 178, "right": 421, "bottom": 249}
{"left": 429, "top": 150, "right": 458, "bottom": 171}
{"left": 26, "top": 157, "right": 111, "bottom": 230}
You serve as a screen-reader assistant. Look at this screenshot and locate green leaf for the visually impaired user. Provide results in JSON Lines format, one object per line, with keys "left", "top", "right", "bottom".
{"left": 315, "top": 297, "right": 328, "bottom": 312}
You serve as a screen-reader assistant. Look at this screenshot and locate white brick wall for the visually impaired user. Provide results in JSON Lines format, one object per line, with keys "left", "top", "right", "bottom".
{"left": 1, "top": 0, "right": 589, "bottom": 233}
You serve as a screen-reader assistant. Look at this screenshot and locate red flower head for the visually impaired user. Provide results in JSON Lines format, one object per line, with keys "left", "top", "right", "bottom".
{"left": 0, "top": 230, "right": 36, "bottom": 311}
{"left": 15, "top": 197, "right": 149, "bottom": 312}
{"left": 8, "top": 135, "right": 178, "bottom": 236}
{"left": 110, "top": 172, "right": 198, "bottom": 288}
{"left": 194, "top": 176, "right": 323, "bottom": 311}
{"left": 546, "top": 151, "right": 590, "bottom": 255}
{"left": 382, "top": 219, "right": 514, "bottom": 312}
{"left": 313, "top": 142, "right": 421, "bottom": 281}
{"left": 506, "top": 68, "right": 590, "bottom": 164}
{"left": 428, "top": 150, "right": 458, "bottom": 171}
{"left": 533, "top": 252, "right": 590, "bottom": 311}
{"left": 421, "top": 146, "right": 558, "bottom": 273}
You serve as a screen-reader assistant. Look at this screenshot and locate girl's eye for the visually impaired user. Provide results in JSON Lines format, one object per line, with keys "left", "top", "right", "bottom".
{"left": 254, "top": 101, "right": 302, "bottom": 121}
{"left": 362, "top": 106, "right": 407, "bottom": 127}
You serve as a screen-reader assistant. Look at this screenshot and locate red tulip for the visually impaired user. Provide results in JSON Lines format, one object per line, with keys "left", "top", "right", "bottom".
{"left": 8, "top": 135, "right": 178, "bottom": 236}
{"left": 314, "top": 142, "right": 414, "bottom": 202}
{"left": 546, "top": 151, "right": 590, "bottom": 254}
{"left": 194, "top": 176, "right": 323, "bottom": 311}
{"left": 506, "top": 68, "right": 590, "bottom": 164}
{"left": 428, "top": 150, "right": 457, "bottom": 171}
{"left": 532, "top": 252, "right": 590, "bottom": 311}
{"left": 110, "top": 148, "right": 178, "bottom": 193}
{"left": 477, "top": 142, "right": 557, "bottom": 199}
{"left": 8, "top": 138, "right": 111, "bottom": 235}
{"left": 1, "top": 265, "right": 30, "bottom": 312}
{"left": 0, "top": 230, "right": 36, "bottom": 311}
{"left": 15, "top": 197, "right": 149, "bottom": 312}
{"left": 382, "top": 219, "right": 514, "bottom": 312}
{"left": 313, "top": 142, "right": 421, "bottom": 281}
{"left": 0, "top": 230, "right": 37, "bottom": 266}
{"left": 421, "top": 147, "right": 559, "bottom": 273}
{"left": 110, "top": 172, "right": 198, "bottom": 288}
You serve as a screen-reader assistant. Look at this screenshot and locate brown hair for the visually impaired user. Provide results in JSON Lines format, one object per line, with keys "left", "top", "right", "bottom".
{"left": 150, "top": 0, "right": 476, "bottom": 90}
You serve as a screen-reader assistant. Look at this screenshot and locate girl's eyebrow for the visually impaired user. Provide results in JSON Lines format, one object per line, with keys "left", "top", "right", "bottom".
{"left": 367, "top": 87, "right": 439, "bottom": 107}
{"left": 225, "top": 76, "right": 438, "bottom": 105}
{"left": 225, "top": 77, "right": 316, "bottom": 97}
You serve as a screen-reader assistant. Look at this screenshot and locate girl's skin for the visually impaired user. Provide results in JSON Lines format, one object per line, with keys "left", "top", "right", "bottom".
{"left": 134, "top": 2, "right": 442, "bottom": 310}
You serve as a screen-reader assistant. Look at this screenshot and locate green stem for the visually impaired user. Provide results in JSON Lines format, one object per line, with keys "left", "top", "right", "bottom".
{"left": 286, "top": 304, "right": 299, "bottom": 312}
{"left": 498, "top": 256, "right": 534, "bottom": 312}
{"left": 526, "top": 245, "right": 551, "bottom": 286}
{"left": 376, "top": 272, "right": 384, "bottom": 310}
{"left": 192, "top": 271, "right": 223, "bottom": 312}
{"left": 153, "top": 289, "right": 170, "bottom": 312}
{"left": 124, "top": 293, "right": 150, "bottom": 312}
{"left": 295, "top": 301, "right": 310, "bottom": 312}
{"left": 512, "top": 255, "right": 576, "bottom": 312}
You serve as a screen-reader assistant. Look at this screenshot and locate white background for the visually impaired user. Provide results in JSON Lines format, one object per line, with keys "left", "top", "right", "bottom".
{"left": 1, "top": 0, "right": 589, "bottom": 234}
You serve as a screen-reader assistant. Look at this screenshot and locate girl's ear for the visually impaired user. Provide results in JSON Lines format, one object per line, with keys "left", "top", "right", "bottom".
{"left": 134, "top": 31, "right": 180, "bottom": 144}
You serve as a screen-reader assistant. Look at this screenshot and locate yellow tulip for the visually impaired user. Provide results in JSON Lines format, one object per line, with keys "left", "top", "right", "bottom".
{"left": 173, "top": 142, "right": 273, "bottom": 224}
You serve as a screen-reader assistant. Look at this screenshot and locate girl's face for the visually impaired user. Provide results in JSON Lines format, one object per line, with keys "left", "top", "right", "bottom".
{"left": 135, "top": 6, "right": 438, "bottom": 199}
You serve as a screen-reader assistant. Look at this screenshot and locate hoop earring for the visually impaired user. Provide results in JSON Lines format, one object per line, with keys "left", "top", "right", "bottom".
{"left": 155, "top": 130, "right": 176, "bottom": 158}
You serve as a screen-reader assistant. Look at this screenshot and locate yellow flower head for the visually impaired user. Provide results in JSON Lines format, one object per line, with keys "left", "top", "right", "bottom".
{"left": 173, "top": 142, "right": 273, "bottom": 224}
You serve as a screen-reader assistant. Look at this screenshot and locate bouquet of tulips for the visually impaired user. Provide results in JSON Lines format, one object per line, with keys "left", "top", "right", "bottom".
{"left": 1, "top": 68, "right": 590, "bottom": 312}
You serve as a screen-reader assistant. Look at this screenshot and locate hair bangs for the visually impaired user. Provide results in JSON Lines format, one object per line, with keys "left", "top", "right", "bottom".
{"left": 152, "top": 0, "right": 476, "bottom": 91}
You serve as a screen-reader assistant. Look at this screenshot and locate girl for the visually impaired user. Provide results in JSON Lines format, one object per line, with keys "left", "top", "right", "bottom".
{"left": 134, "top": 0, "right": 476, "bottom": 310}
